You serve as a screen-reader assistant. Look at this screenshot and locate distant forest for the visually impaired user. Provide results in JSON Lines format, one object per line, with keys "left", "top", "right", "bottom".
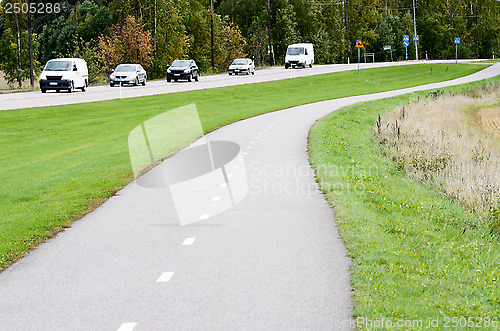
{"left": 0, "top": 0, "right": 498, "bottom": 85}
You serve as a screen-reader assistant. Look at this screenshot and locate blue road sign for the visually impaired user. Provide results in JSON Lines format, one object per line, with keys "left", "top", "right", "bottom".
{"left": 454, "top": 37, "right": 460, "bottom": 44}
{"left": 403, "top": 35, "right": 409, "bottom": 42}
{"left": 413, "top": 35, "right": 419, "bottom": 42}
{"left": 403, "top": 40, "right": 409, "bottom": 47}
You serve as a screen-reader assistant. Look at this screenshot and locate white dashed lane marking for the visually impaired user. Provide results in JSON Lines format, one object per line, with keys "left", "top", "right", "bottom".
{"left": 156, "top": 272, "right": 175, "bottom": 283}
{"left": 182, "top": 238, "right": 196, "bottom": 246}
{"left": 117, "top": 322, "right": 137, "bottom": 331}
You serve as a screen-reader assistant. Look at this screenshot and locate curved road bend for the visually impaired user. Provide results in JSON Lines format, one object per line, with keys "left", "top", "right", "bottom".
{"left": 0, "top": 59, "right": 479, "bottom": 111}
{"left": 0, "top": 64, "right": 498, "bottom": 330}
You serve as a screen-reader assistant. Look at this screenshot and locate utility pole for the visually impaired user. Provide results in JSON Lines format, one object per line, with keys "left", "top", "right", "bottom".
{"left": 154, "top": 0, "right": 157, "bottom": 58}
{"left": 210, "top": 0, "right": 215, "bottom": 71}
{"left": 135, "top": 0, "right": 139, "bottom": 21}
{"left": 28, "top": 0, "right": 34, "bottom": 88}
{"left": 345, "top": 0, "right": 350, "bottom": 64}
{"left": 267, "top": 0, "right": 274, "bottom": 66}
{"left": 15, "top": 11, "right": 22, "bottom": 88}
{"left": 412, "top": 0, "right": 418, "bottom": 60}
{"left": 134, "top": 0, "right": 139, "bottom": 62}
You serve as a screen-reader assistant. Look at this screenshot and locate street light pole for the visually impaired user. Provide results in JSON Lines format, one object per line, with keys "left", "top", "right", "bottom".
{"left": 210, "top": 0, "right": 215, "bottom": 71}
{"left": 345, "top": 0, "right": 350, "bottom": 64}
{"left": 28, "top": 0, "right": 34, "bottom": 88}
{"left": 135, "top": 0, "right": 139, "bottom": 21}
{"left": 412, "top": 0, "right": 418, "bottom": 60}
{"left": 267, "top": 0, "right": 274, "bottom": 66}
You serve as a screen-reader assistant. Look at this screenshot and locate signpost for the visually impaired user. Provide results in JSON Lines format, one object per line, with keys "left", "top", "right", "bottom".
{"left": 383, "top": 45, "right": 393, "bottom": 61}
{"left": 454, "top": 37, "right": 460, "bottom": 66}
{"left": 413, "top": 35, "right": 419, "bottom": 60}
{"left": 355, "top": 39, "right": 364, "bottom": 73}
{"left": 403, "top": 35, "right": 409, "bottom": 61}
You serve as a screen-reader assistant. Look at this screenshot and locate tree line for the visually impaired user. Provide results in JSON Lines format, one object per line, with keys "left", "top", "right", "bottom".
{"left": 0, "top": 0, "right": 498, "bottom": 87}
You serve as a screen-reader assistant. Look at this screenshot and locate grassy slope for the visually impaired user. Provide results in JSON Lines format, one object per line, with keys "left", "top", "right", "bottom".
{"left": 309, "top": 77, "right": 500, "bottom": 329}
{"left": 0, "top": 64, "right": 484, "bottom": 270}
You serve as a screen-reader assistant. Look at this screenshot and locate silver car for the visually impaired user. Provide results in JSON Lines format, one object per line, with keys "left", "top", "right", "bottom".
{"left": 110, "top": 64, "right": 147, "bottom": 86}
{"left": 228, "top": 58, "right": 255, "bottom": 75}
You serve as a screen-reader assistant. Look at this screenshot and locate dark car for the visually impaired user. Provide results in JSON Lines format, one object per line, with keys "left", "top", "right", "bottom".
{"left": 167, "top": 59, "right": 199, "bottom": 82}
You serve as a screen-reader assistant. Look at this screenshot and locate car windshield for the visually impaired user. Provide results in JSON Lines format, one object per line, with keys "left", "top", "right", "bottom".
{"left": 232, "top": 60, "right": 247, "bottom": 65}
{"left": 44, "top": 60, "right": 72, "bottom": 71}
{"left": 287, "top": 47, "right": 304, "bottom": 55}
{"left": 115, "top": 65, "right": 136, "bottom": 72}
{"left": 171, "top": 60, "right": 191, "bottom": 68}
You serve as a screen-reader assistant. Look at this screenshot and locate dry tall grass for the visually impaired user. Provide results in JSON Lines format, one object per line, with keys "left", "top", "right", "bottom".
{"left": 0, "top": 71, "right": 39, "bottom": 90}
{"left": 375, "top": 84, "right": 500, "bottom": 234}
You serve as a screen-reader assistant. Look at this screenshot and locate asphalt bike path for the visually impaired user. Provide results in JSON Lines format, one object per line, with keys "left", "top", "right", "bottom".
{"left": 0, "top": 63, "right": 497, "bottom": 330}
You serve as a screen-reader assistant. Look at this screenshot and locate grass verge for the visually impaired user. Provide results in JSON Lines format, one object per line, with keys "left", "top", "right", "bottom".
{"left": 0, "top": 63, "right": 485, "bottom": 270}
{"left": 308, "top": 76, "right": 500, "bottom": 329}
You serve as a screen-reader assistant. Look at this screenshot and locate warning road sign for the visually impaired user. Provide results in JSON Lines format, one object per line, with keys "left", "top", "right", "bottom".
{"left": 355, "top": 39, "right": 365, "bottom": 49}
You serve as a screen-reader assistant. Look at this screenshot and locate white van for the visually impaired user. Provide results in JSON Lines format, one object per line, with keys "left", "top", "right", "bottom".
{"left": 39, "top": 58, "right": 88, "bottom": 93}
{"left": 285, "top": 43, "right": 314, "bottom": 69}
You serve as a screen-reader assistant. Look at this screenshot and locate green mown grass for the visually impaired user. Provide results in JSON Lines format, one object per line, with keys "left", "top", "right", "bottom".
{"left": 0, "top": 64, "right": 485, "bottom": 270}
{"left": 308, "top": 77, "right": 500, "bottom": 330}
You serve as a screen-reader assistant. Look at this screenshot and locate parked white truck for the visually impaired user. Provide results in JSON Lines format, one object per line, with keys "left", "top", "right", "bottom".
{"left": 284, "top": 43, "right": 314, "bottom": 69}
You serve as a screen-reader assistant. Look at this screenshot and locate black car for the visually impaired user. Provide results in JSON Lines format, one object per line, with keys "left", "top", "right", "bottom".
{"left": 167, "top": 59, "right": 200, "bottom": 82}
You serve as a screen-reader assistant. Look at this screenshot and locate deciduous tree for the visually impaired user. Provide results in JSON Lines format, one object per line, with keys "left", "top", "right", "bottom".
{"left": 97, "top": 15, "right": 153, "bottom": 70}
{"left": 0, "top": 28, "right": 40, "bottom": 87}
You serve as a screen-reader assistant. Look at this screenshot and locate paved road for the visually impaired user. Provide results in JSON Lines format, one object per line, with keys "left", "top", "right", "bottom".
{"left": 0, "top": 59, "right": 478, "bottom": 111}
{"left": 0, "top": 63, "right": 498, "bottom": 330}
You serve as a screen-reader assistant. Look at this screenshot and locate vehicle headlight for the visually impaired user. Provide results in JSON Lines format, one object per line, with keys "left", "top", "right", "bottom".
{"left": 61, "top": 74, "right": 71, "bottom": 80}
{"left": 39, "top": 74, "right": 47, "bottom": 80}
{"left": 184, "top": 69, "right": 190, "bottom": 73}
